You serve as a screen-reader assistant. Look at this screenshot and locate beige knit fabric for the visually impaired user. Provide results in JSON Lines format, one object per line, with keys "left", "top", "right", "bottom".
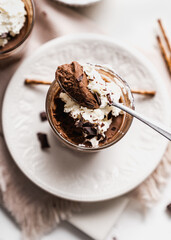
{"left": 0, "top": 136, "right": 81, "bottom": 240}
{"left": 133, "top": 143, "right": 171, "bottom": 206}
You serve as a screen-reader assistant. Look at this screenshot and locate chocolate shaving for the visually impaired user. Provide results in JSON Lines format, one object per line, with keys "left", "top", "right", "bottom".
{"left": 37, "top": 133, "right": 50, "bottom": 149}
{"left": 75, "top": 116, "right": 84, "bottom": 128}
{"left": 119, "top": 97, "right": 123, "bottom": 103}
{"left": 94, "top": 92, "right": 101, "bottom": 106}
{"left": 107, "top": 93, "right": 113, "bottom": 104}
{"left": 82, "top": 122, "right": 95, "bottom": 127}
{"left": 84, "top": 127, "right": 97, "bottom": 136}
{"left": 107, "top": 111, "right": 113, "bottom": 120}
{"left": 40, "top": 112, "right": 47, "bottom": 121}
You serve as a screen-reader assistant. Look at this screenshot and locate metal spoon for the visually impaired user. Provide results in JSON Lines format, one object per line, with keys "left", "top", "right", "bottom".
{"left": 57, "top": 79, "right": 171, "bottom": 141}
{"left": 113, "top": 101, "right": 171, "bottom": 141}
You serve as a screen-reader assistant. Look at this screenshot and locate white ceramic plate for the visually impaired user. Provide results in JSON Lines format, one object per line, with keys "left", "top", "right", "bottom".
{"left": 2, "top": 34, "right": 171, "bottom": 202}
{"left": 54, "top": 0, "right": 102, "bottom": 7}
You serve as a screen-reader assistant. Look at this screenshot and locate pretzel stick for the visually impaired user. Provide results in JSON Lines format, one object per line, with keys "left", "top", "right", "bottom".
{"left": 131, "top": 90, "right": 156, "bottom": 96}
{"left": 24, "top": 79, "right": 51, "bottom": 85}
{"left": 158, "top": 19, "right": 171, "bottom": 53}
{"left": 24, "top": 79, "right": 156, "bottom": 96}
{"left": 156, "top": 35, "right": 171, "bottom": 75}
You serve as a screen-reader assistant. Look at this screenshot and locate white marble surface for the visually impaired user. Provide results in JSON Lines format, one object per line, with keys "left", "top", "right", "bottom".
{"left": 1, "top": 0, "right": 171, "bottom": 239}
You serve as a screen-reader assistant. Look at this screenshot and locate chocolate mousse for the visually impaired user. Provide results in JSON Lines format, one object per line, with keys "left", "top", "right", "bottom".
{"left": 56, "top": 61, "right": 99, "bottom": 109}
{"left": 49, "top": 61, "right": 131, "bottom": 148}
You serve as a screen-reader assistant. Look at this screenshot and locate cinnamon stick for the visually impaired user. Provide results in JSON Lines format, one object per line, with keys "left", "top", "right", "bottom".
{"left": 156, "top": 35, "right": 171, "bottom": 75}
{"left": 24, "top": 78, "right": 156, "bottom": 96}
{"left": 158, "top": 19, "right": 171, "bottom": 53}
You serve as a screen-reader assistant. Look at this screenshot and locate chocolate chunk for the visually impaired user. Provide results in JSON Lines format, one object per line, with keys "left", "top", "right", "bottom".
{"left": 75, "top": 120, "right": 82, "bottom": 128}
{"left": 75, "top": 116, "right": 84, "bottom": 128}
{"left": 75, "top": 120, "right": 83, "bottom": 128}
{"left": 101, "top": 123, "right": 105, "bottom": 127}
{"left": 107, "top": 110, "right": 113, "bottom": 120}
{"left": 40, "top": 112, "right": 47, "bottom": 121}
{"left": 97, "top": 134, "right": 102, "bottom": 140}
{"left": 75, "top": 119, "right": 98, "bottom": 137}
{"left": 82, "top": 122, "right": 94, "bottom": 127}
{"left": 77, "top": 74, "right": 83, "bottom": 82}
{"left": 84, "top": 127, "right": 97, "bottom": 136}
{"left": 107, "top": 93, "right": 113, "bottom": 104}
{"left": 166, "top": 203, "right": 171, "bottom": 213}
{"left": 86, "top": 135, "right": 95, "bottom": 140}
{"left": 94, "top": 92, "right": 101, "bottom": 106}
{"left": 75, "top": 118, "right": 98, "bottom": 137}
{"left": 37, "top": 133, "right": 50, "bottom": 149}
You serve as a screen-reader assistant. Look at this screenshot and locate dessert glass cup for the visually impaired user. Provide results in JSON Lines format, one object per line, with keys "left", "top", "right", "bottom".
{"left": 46, "top": 65, "right": 134, "bottom": 152}
{"left": 0, "top": 0, "right": 35, "bottom": 61}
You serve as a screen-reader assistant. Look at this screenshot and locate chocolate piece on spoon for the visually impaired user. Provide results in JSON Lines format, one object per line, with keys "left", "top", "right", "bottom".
{"left": 56, "top": 61, "right": 100, "bottom": 109}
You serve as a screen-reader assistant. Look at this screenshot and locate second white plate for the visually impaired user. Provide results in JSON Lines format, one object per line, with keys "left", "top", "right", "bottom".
{"left": 54, "top": 0, "right": 102, "bottom": 7}
{"left": 2, "top": 34, "right": 171, "bottom": 202}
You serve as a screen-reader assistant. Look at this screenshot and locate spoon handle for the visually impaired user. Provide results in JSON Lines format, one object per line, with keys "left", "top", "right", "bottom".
{"left": 113, "top": 102, "right": 171, "bottom": 141}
